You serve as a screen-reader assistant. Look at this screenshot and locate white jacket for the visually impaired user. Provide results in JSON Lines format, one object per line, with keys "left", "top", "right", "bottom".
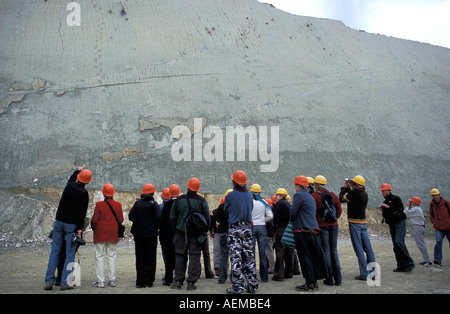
{"left": 404, "top": 206, "right": 425, "bottom": 226}
{"left": 252, "top": 199, "right": 273, "bottom": 226}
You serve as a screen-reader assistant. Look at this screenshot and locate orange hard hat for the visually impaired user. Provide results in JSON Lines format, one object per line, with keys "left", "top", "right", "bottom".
{"left": 271, "top": 195, "right": 277, "bottom": 204}
{"left": 411, "top": 196, "right": 421, "bottom": 206}
{"left": 264, "top": 198, "right": 273, "bottom": 207}
{"left": 142, "top": 183, "right": 156, "bottom": 194}
{"left": 187, "top": 177, "right": 200, "bottom": 191}
{"left": 220, "top": 197, "right": 225, "bottom": 204}
{"left": 169, "top": 184, "right": 181, "bottom": 197}
{"left": 231, "top": 170, "right": 247, "bottom": 185}
{"left": 77, "top": 169, "right": 92, "bottom": 184}
{"left": 379, "top": 183, "right": 392, "bottom": 191}
{"left": 161, "top": 187, "right": 170, "bottom": 199}
{"left": 293, "top": 175, "right": 309, "bottom": 186}
{"left": 102, "top": 183, "right": 115, "bottom": 197}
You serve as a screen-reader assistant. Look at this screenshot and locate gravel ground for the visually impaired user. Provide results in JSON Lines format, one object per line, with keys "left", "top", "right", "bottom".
{"left": 0, "top": 236, "right": 449, "bottom": 295}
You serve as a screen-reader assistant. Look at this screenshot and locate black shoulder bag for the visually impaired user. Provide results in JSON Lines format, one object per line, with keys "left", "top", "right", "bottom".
{"left": 105, "top": 200, "right": 125, "bottom": 238}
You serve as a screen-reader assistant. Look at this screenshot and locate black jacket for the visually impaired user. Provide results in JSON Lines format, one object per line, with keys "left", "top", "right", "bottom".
{"left": 339, "top": 186, "right": 368, "bottom": 223}
{"left": 382, "top": 193, "right": 406, "bottom": 225}
{"left": 273, "top": 199, "right": 291, "bottom": 228}
{"left": 55, "top": 170, "right": 89, "bottom": 231}
{"left": 212, "top": 203, "right": 228, "bottom": 233}
{"left": 129, "top": 194, "right": 161, "bottom": 237}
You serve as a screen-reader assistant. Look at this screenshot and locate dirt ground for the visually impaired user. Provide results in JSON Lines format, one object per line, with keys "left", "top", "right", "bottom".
{"left": 0, "top": 235, "right": 449, "bottom": 295}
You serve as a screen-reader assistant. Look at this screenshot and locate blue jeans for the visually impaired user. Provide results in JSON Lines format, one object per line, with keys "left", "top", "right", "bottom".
{"left": 434, "top": 229, "right": 450, "bottom": 263}
{"left": 45, "top": 220, "right": 77, "bottom": 285}
{"left": 320, "top": 225, "right": 342, "bottom": 284}
{"left": 252, "top": 225, "right": 268, "bottom": 282}
{"left": 349, "top": 223, "right": 376, "bottom": 278}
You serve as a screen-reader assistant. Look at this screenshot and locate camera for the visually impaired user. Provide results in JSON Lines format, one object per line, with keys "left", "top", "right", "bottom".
{"left": 72, "top": 235, "right": 86, "bottom": 246}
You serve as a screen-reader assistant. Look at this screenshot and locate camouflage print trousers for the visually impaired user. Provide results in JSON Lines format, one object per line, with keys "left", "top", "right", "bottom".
{"left": 227, "top": 222, "right": 259, "bottom": 293}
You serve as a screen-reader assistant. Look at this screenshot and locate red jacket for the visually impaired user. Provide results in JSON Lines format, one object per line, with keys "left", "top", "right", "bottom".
{"left": 91, "top": 199, "right": 124, "bottom": 244}
{"left": 429, "top": 197, "right": 450, "bottom": 231}
{"left": 312, "top": 189, "right": 342, "bottom": 227}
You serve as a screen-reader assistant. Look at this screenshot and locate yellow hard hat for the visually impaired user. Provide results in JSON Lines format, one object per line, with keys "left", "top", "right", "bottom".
{"left": 286, "top": 195, "right": 292, "bottom": 203}
{"left": 224, "top": 189, "right": 233, "bottom": 196}
{"left": 430, "top": 188, "right": 440, "bottom": 196}
{"left": 307, "top": 177, "right": 314, "bottom": 184}
{"left": 275, "top": 188, "right": 288, "bottom": 196}
{"left": 314, "top": 175, "right": 327, "bottom": 185}
{"left": 352, "top": 175, "right": 365, "bottom": 186}
{"left": 250, "top": 184, "right": 262, "bottom": 193}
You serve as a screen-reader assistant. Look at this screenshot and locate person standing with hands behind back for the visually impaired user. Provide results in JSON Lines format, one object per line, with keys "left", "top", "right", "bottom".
{"left": 129, "top": 184, "right": 161, "bottom": 288}
{"left": 90, "top": 183, "right": 124, "bottom": 288}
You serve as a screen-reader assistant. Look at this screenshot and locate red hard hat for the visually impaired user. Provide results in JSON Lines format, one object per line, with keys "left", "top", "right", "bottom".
{"left": 231, "top": 170, "right": 247, "bottom": 185}
{"left": 161, "top": 187, "right": 170, "bottom": 199}
{"left": 102, "top": 183, "right": 115, "bottom": 197}
{"left": 169, "top": 184, "right": 181, "bottom": 197}
{"left": 77, "top": 169, "right": 92, "bottom": 184}
{"left": 142, "top": 184, "right": 156, "bottom": 194}
{"left": 293, "top": 175, "right": 309, "bottom": 186}
{"left": 187, "top": 177, "right": 200, "bottom": 191}
{"left": 411, "top": 196, "right": 421, "bottom": 206}
{"left": 379, "top": 183, "right": 392, "bottom": 191}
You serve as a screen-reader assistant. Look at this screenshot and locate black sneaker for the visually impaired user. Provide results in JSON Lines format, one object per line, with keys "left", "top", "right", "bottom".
{"left": 295, "top": 283, "right": 317, "bottom": 292}
{"left": 187, "top": 283, "right": 197, "bottom": 291}
{"left": 170, "top": 281, "right": 183, "bottom": 290}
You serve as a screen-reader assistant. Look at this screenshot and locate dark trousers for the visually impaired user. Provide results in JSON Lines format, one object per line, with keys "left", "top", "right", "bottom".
{"left": 134, "top": 236, "right": 157, "bottom": 286}
{"left": 173, "top": 231, "right": 202, "bottom": 284}
{"left": 202, "top": 237, "right": 215, "bottom": 278}
{"left": 273, "top": 226, "right": 294, "bottom": 279}
{"left": 294, "top": 232, "right": 328, "bottom": 284}
{"left": 389, "top": 220, "right": 415, "bottom": 270}
{"left": 160, "top": 236, "right": 175, "bottom": 284}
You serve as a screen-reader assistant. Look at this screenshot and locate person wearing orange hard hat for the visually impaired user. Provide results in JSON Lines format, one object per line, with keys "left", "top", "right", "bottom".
{"left": 160, "top": 187, "right": 171, "bottom": 210}
{"left": 404, "top": 196, "right": 432, "bottom": 266}
{"left": 170, "top": 177, "right": 210, "bottom": 291}
{"left": 290, "top": 175, "right": 328, "bottom": 292}
{"left": 45, "top": 165, "right": 92, "bottom": 291}
{"left": 224, "top": 170, "right": 258, "bottom": 294}
{"left": 91, "top": 183, "right": 124, "bottom": 288}
{"left": 380, "top": 183, "right": 415, "bottom": 272}
{"left": 129, "top": 183, "right": 161, "bottom": 288}
{"left": 159, "top": 184, "right": 181, "bottom": 286}
{"left": 429, "top": 188, "right": 450, "bottom": 267}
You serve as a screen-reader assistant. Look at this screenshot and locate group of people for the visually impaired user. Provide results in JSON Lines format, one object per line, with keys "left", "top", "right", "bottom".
{"left": 44, "top": 167, "right": 450, "bottom": 293}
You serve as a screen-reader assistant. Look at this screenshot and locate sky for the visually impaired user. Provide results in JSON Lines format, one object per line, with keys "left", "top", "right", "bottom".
{"left": 257, "top": 0, "right": 450, "bottom": 49}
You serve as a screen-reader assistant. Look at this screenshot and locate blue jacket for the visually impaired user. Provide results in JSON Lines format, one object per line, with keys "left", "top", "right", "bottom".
{"left": 224, "top": 190, "right": 253, "bottom": 224}
{"left": 290, "top": 189, "right": 318, "bottom": 230}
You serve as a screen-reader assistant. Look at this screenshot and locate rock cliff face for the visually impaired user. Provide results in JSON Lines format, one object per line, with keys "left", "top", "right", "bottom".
{"left": 0, "top": 0, "right": 449, "bottom": 241}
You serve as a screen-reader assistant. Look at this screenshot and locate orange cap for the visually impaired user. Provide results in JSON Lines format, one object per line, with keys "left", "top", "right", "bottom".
{"left": 169, "top": 184, "right": 181, "bottom": 197}
{"left": 293, "top": 175, "right": 309, "bottom": 186}
{"left": 411, "top": 196, "right": 421, "bottom": 206}
{"left": 187, "top": 177, "right": 200, "bottom": 191}
{"left": 231, "top": 170, "right": 247, "bottom": 185}
{"left": 102, "top": 183, "right": 115, "bottom": 197}
{"left": 161, "top": 187, "right": 170, "bottom": 199}
{"left": 77, "top": 169, "right": 92, "bottom": 184}
{"left": 379, "top": 183, "right": 392, "bottom": 191}
{"left": 142, "top": 184, "right": 156, "bottom": 194}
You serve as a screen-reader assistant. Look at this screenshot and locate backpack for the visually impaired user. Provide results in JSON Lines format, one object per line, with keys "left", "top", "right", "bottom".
{"left": 319, "top": 191, "right": 337, "bottom": 223}
{"left": 185, "top": 197, "right": 208, "bottom": 236}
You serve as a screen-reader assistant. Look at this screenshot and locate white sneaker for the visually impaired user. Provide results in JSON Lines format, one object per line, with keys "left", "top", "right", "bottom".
{"left": 92, "top": 281, "right": 105, "bottom": 288}
{"left": 108, "top": 280, "right": 116, "bottom": 287}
